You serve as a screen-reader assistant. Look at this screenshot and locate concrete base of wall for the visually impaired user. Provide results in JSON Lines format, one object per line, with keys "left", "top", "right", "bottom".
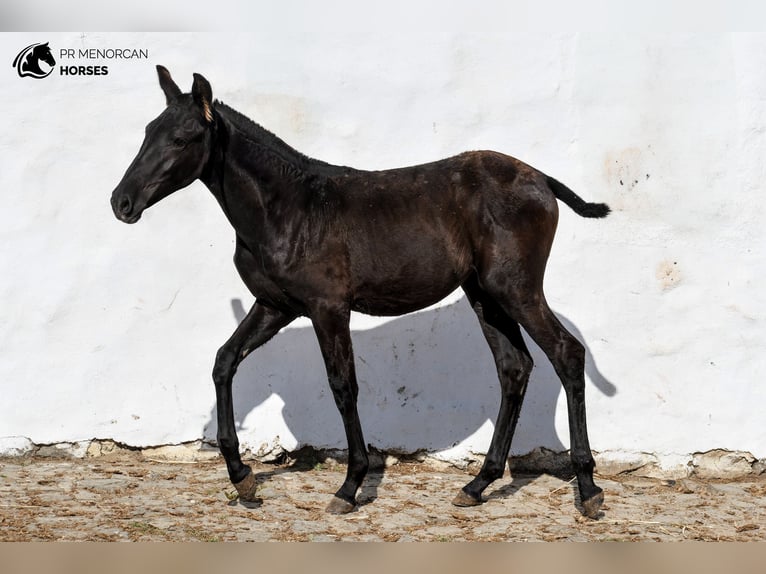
{"left": 2, "top": 438, "right": 764, "bottom": 480}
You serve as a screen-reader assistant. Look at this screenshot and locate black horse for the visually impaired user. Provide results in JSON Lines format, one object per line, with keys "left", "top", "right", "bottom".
{"left": 111, "top": 66, "right": 610, "bottom": 518}
{"left": 13, "top": 42, "right": 56, "bottom": 78}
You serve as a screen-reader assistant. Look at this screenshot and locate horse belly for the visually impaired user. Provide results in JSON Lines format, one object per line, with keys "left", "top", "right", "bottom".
{"left": 350, "top": 241, "right": 472, "bottom": 316}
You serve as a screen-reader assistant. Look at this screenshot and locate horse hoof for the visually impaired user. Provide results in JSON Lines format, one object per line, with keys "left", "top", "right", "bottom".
{"left": 581, "top": 490, "right": 604, "bottom": 519}
{"left": 233, "top": 471, "right": 261, "bottom": 503}
{"left": 452, "top": 490, "right": 483, "bottom": 507}
{"left": 326, "top": 496, "right": 356, "bottom": 514}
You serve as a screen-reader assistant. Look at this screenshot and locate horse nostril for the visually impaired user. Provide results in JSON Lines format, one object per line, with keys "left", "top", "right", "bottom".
{"left": 118, "top": 196, "right": 132, "bottom": 215}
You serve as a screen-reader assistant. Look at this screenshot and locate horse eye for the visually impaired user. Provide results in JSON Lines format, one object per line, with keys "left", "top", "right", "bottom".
{"left": 173, "top": 137, "right": 188, "bottom": 148}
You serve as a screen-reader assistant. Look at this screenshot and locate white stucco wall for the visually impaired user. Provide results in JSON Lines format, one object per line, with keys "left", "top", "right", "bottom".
{"left": 2, "top": 24, "right": 765, "bottom": 467}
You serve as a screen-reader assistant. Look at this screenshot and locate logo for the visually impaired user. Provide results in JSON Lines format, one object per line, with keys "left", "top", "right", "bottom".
{"left": 12, "top": 40, "right": 149, "bottom": 80}
{"left": 13, "top": 42, "right": 56, "bottom": 79}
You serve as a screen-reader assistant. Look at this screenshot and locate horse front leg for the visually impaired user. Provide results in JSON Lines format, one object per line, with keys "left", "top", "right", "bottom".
{"left": 310, "top": 302, "right": 368, "bottom": 514}
{"left": 212, "top": 301, "right": 295, "bottom": 501}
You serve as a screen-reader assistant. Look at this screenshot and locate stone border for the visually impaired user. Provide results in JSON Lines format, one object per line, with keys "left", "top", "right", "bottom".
{"left": 1, "top": 438, "right": 763, "bottom": 479}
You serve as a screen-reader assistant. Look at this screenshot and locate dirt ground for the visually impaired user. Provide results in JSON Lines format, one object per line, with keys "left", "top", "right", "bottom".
{"left": 1, "top": 450, "right": 764, "bottom": 542}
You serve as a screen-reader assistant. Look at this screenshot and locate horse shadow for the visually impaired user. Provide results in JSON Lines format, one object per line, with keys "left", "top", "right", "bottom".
{"left": 203, "top": 295, "right": 616, "bottom": 506}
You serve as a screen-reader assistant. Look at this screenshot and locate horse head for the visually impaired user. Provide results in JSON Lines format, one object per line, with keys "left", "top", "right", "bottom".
{"left": 111, "top": 66, "right": 215, "bottom": 224}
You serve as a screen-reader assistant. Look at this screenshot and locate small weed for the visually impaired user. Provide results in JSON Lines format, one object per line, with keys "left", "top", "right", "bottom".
{"left": 127, "top": 521, "right": 164, "bottom": 536}
{"left": 184, "top": 526, "right": 221, "bottom": 542}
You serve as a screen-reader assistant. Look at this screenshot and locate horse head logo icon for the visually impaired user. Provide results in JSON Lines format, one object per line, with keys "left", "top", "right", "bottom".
{"left": 13, "top": 42, "right": 56, "bottom": 79}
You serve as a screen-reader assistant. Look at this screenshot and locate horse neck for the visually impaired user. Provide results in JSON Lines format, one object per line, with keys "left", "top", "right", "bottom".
{"left": 201, "top": 105, "right": 322, "bottom": 236}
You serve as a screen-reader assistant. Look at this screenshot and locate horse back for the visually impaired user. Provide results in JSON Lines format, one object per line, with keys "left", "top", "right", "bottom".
{"left": 326, "top": 151, "right": 555, "bottom": 315}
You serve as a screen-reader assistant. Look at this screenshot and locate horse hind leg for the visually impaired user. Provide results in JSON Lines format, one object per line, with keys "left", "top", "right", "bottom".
{"left": 484, "top": 276, "right": 603, "bottom": 517}
{"left": 452, "top": 275, "right": 534, "bottom": 507}
{"left": 531, "top": 309, "right": 604, "bottom": 517}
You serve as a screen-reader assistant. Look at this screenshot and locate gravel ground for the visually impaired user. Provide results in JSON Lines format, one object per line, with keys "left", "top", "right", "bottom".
{"left": 1, "top": 451, "right": 764, "bottom": 542}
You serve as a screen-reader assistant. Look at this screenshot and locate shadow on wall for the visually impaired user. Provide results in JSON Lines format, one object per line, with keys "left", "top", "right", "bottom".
{"left": 203, "top": 296, "right": 616, "bottom": 460}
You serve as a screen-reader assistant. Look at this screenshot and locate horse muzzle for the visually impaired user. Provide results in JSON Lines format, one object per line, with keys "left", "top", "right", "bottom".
{"left": 111, "top": 189, "right": 142, "bottom": 224}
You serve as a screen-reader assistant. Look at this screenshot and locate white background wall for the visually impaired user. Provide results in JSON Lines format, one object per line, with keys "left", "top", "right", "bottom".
{"left": 2, "top": 20, "right": 765, "bottom": 466}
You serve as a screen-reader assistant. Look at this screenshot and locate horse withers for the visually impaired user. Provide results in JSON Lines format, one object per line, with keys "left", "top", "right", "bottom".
{"left": 110, "top": 66, "right": 610, "bottom": 518}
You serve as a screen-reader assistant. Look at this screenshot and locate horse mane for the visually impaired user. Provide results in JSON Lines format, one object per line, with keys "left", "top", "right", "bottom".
{"left": 213, "top": 100, "right": 337, "bottom": 190}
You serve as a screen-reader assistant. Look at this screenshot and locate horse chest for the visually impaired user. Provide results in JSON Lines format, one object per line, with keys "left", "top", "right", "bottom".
{"left": 232, "top": 241, "right": 289, "bottom": 302}
{"left": 233, "top": 238, "right": 335, "bottom": 314}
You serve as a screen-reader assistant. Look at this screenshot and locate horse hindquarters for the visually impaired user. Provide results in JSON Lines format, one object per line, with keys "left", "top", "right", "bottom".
{"left": 468, "top": 179, "right": 603, "bottom": 517}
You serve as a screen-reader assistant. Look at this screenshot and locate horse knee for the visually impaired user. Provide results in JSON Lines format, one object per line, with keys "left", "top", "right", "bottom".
{"left": 213, "top": 346, "right": 238, "bottom": 386}
{"left": 497, "top": 353, "right": 533, "bottom": 397}
{"left": 328, "top": 375, "right": 359, "bottom": 411}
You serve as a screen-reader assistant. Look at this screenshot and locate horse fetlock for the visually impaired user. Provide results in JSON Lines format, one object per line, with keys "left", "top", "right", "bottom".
{"left": 348, "top": 458, "right": 369, "bottom": 480}
{"left": 483, "top": 465, "right": 506, "bottom": 483}
{"left": 217, "top": 434, "right": 239, "bottom": 454}
{"left": 571, "top": 451, "right": 596, "bottom": 473}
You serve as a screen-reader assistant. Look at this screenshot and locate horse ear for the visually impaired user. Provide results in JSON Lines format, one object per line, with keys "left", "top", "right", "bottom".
{"left": 192, "top": 73, "right": 214, "bottom": 123}
{"left": 156, "top": 65, "right": 181, "bottom": 105}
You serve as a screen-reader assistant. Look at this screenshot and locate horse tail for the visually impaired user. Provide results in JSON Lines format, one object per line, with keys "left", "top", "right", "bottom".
{"left": 546, "top": 176, "right": 610, "bottom": 218}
